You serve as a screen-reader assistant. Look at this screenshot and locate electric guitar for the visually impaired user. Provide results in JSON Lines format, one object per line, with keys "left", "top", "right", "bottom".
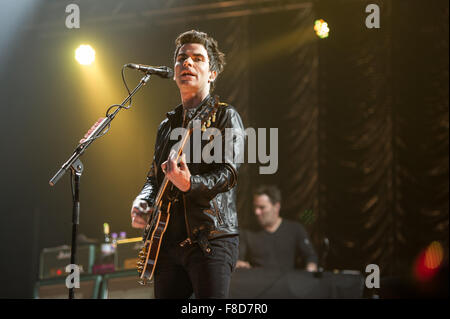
{"left": 137, "top": 96, "right": 220, "bottom": 285}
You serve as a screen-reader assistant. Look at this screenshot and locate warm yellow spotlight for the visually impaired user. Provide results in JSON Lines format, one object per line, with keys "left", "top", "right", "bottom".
{"left": 314, "top": 19, "right": 330, "bottom": 39}
{"left": 75, "top": 44, "right": 95, "bottom": 65}
{"left": 424, "top": 241, "right": 443, "bottom": 270}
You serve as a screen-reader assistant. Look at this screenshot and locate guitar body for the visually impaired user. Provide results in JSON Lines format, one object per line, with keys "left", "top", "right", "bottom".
{"left": 137, "top": 202, "right": 171, "bottom": 285}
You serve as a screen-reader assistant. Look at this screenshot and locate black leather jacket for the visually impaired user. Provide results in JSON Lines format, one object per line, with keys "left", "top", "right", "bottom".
{"left": 135, "top": 95, "right": 245, "bottom": 247}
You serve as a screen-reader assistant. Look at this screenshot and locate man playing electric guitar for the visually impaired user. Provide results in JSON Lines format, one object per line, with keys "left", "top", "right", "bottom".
{"left": 130, "top": 30, "right": 244, "bottom": 299}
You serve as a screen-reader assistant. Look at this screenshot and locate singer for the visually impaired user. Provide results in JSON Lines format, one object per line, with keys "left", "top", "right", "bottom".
{"left": 130, "top": 30, "right": 244, "bottom": 299}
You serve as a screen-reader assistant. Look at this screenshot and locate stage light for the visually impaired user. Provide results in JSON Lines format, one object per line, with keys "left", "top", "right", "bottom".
{"left": 314, "top": 19, "right": 330, "bottom": 39}
{"left": 75, "top": 44, "right": 95, "bottom": 65}
{"left": 413, "top": 241, "right": 444, "bottom": 282}
{"left": 424, "top": 241, "right": 443, "bottom": 270}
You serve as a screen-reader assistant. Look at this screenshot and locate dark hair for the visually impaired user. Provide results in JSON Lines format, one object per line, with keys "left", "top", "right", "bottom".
{"left": 253, "top": 185, "right": 282, "bottom": 205}
{"left": 173, "top": 30, "right": 226, "bottom": 91}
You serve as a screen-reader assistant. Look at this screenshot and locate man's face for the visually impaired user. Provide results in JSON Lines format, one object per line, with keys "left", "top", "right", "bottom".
{"left": 253, "top": 194, "right": 280, "bottom": 228}
{"left": 174, "top": 43, "right": 216, "bottom": 94}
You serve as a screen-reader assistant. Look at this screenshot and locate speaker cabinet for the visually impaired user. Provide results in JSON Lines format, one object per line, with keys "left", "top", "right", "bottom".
{"left": 34, "top": 274, "right": 102, "bottom": 299}
{"left": 39, "top": 244, "right": 96, "bottom": 279}
{"left": 100, "top": 270, "right": 154, "bottom": 299}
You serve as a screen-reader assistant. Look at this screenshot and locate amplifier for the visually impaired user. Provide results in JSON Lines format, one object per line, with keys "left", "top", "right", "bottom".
{"left": 39, "top": 244, "right": 96, "bottom": 279}
{"left": 100, "top": 270, "right": 154, "bottom": 299}
{"left": 115, "top": 237, "right": 144, "bottom": 271}
{"left": 34, "top": 274, "right": 102, "bottom": 299}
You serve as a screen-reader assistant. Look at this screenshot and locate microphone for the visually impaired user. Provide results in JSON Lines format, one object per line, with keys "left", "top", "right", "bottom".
{"left": 125, "top": 63, "right": 173, "bottom": 78}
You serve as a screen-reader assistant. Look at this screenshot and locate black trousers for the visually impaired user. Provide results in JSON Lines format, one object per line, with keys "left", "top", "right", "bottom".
{"left": 154, "top": 236, "right": 239, "bottom": 299}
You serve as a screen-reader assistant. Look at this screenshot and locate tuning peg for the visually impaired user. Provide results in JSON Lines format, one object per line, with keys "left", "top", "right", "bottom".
{"left": 202, "top": 122, "right": 206, "bottom": 132}
{"left": 212, "top": 112, "right": 216, "bottom": 123}
{"left": 207, "top": 117, "right": 211, "bottom": 127}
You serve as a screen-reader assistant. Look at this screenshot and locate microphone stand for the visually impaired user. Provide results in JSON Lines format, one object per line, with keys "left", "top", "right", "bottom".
{"left": 49, "top": 72, "right": 152, "bottom": 299}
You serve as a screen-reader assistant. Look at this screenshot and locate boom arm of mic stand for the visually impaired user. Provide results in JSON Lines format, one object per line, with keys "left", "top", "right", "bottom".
{"left": 49, "top": 73, "right": 151, "bottom": 187}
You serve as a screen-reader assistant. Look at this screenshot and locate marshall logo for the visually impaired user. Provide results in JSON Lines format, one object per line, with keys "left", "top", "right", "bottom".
{"left": 57, "top": 250, "right": 71, "bottom": 260}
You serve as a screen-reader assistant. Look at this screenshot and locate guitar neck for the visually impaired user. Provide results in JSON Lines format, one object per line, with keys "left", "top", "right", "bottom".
{"left": 153, "top": 127, "right": 192, "bottom": 206}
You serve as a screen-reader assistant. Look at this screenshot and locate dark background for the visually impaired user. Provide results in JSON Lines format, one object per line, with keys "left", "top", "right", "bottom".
{"left": 0, "top": 0, "right": 447, "bottom": 298}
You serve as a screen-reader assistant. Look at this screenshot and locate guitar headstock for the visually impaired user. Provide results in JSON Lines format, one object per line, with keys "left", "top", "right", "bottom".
{"left": 187, "top": 95, "right": 220, "bottom": 132}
